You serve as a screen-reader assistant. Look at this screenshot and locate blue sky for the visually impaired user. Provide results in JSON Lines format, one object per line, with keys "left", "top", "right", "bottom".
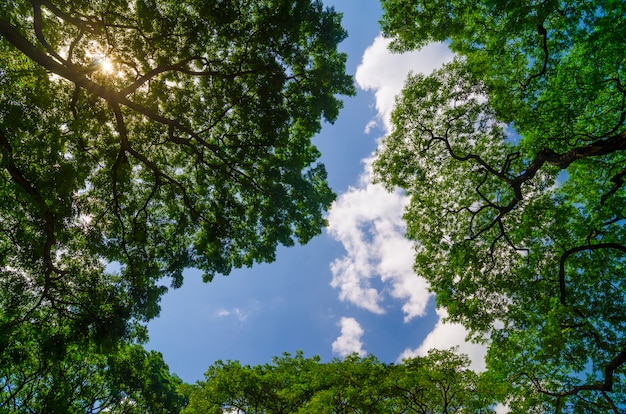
{"left": 147, "top": 0, "right": 486, "bottom": 384}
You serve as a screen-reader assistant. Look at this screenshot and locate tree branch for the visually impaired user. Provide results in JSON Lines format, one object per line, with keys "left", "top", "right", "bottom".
{"left": 519, "top": 23, "right": 549, "bottom": 90}
{"left": 538, "top": 347, "right": 626, "bottom": 398}
{"left": 558, "top": 243, "right": 626, "bottom": 306}
{"left": 37, "top": 0, "right": 102, "bottom": 34}
{"left": 497, "top": 131, "right": 626, "bottom": 214}
{"left": 601, "top": 166, "right": 626, "bottom": 204}
{"left": 31, "top": 0, "right": 67, "bottom": 64}
{"left": 0, "top": 16, "right": 263, "bottom": 192}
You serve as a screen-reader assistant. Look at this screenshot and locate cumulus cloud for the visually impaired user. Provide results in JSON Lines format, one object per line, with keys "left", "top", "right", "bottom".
{"left": 332, "top": 317, "right": 366, "bottom": 357}
{"left": 327, "top": 36, "right": 452, "bottom": 322}
{"left": 355, "top": 36, "right": 453, "bottom": 130}
{"left": 397, "top": 308, "right": 487, "bottom": 372}
{"left": 328, "top": 35, "right": 489, "bottom": 371}
{"left": 327, "top": 161, "right": 429, "bottom": 321}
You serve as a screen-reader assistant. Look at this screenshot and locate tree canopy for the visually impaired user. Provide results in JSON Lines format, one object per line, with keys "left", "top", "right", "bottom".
{"left": 182, "top": 349, "right": 497, "bottom": 413}
{"left": 1, "top": 337, "right": 186, "bottom": 413}
{"left": 0, "top": 0, "right": 354, "bottom": 337}
{"left": 4, "top": 0, "right": 626, "bottom": 412}
{"left": 376, "top": 0, "right": 626, "bottom": 411}
{"left": 0, "top": 0, "right": 353, "bottom": 410}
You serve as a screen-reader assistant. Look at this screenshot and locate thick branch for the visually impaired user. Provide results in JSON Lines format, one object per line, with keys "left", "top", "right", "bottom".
{"left": 527, "top": 358, "right": 620, "bottom": 411}
{"left": 435, "top": 127, "right": 625, "bottom": 222}
{"left": 0, "top": 129, "right": 63, "bottom": 279}
{"left": 604, "top": 348, "right": 626, "bottom": 392}
{"left": 0, "top": 17, "right": 205, "bottom": 142}
{"left": 31, "top": 0, "right": 67, "bottom": 64}
{"left": 558, "top": 243, "right": 626, "bottom": 306}
{"left": 498, "top": 131, "right": 626, "bottom": 213}
{"left": 37, "top": 0, "right": 102, "bottom": 34}
{"left": 542, "top": 348, "right": 626, "bottom": 398}
{"left": 0, "top": 16, "right": 263, "bottom": 190}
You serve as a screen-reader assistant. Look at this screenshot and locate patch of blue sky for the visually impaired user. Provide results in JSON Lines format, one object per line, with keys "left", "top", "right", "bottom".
{"left": 147, "top": 0, "right": 486, "bottom": 383}
{"left": 503, "top": 123, "right": 522, "bottom": 145}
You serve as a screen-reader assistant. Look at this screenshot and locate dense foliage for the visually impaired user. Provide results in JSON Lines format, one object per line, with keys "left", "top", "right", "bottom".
{"left": 183, "top": 349, "right": 497, "bottom": 413}
{"left": 5, "top": 0, "right": 625, "bottom": 411}
{"left": 1, "top": 339, "right": 186, "bottom": 413}
{"left": 376, "top": 0, "right": 626, "bottom": 411}
{"left": 0, "top": 0, "right": 353, "bottom": 410}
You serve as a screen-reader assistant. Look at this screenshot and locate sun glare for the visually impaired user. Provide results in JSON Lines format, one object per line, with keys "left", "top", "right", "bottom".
{"left": 100, "top": 58, "right": 113, "bottom": 74}
{"left": 83, "top": 41, "right": 118, "bottom": 76}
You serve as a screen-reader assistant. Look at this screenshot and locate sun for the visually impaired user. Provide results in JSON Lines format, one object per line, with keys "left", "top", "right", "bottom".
{"left": 100, "top": 57, "right": 114, "bottom": 74}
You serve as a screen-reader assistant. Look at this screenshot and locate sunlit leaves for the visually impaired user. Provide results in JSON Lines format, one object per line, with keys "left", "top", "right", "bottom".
{"left": 183, "top": 349, "right": 498, "bottom": 413}
{"left": 0, "top": 0, "right": 353, "bottom": 410}
{"left": 0, "top": 0, "right": 352, "bottom": 333}
{"left": 378, "top": 0, "right": 626, "bottom": 410}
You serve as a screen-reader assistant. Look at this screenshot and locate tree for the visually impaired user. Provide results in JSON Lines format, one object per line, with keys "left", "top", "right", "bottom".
{"left": 182, "top": 351, "right": 323, "bottom": 414}
{"left": 302, "top": 350, "right": 495, "bottom": 414}
{"left": 386, "top": 349, "right": 497, "bottom": 414}
{"left": 0, "top": 335, "right": 186, "bottom": 413}
{"left": 302, "top": 353, "right": 392, "bottom": 413}
{"left": 184, "top": 350, "right": 497, "bottom": 413}
{"left": 376, "top": 0, "right": 626, "bottom": 411}
{"left": 0, "top": 0, "right": 353, "bottom": 410}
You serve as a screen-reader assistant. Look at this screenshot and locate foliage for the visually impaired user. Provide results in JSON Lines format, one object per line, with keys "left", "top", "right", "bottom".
{"left": 183, "top": 349, "right": 497, "bottom": 413}
{"left": 0, "top": 0, "right": 353, "bottom": 411}
{"left": 376, "top": 0, "right": 626, "bottom": 411}
{"left": 183, "top": 351, "right": 322, "bottom": 414}
{"left": 0, "top": 335, "right": 186, "bottom": 413}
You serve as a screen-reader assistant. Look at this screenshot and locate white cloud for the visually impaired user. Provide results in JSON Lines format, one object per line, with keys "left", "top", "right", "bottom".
{"left": 327, "top": 161, "right": 429, "bottom": 321}
{"left": 355, "top": 36, "right": 453, "bottom": 131}
{"left": 397, "top": 308, "right": 487, "bottom": 372}
{"left": 328, "top": 35, "right": 489, "bottom": 371}
{"left": 332, "top": 317, "right": 366, "bottom": 357}
{"left": 363, "top": 119, "right": 378, "bottom": 134}
{"left": 327, "top": 36, "right": 453, "bottom": 322}
{"left": 215, "top": 306, "right": 254, "bottom": 323}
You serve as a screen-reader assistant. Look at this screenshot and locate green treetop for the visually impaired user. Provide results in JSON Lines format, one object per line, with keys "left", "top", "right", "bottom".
{"left": 376, "top": 0, "right": 626, "bottom": 411}
{"left": 183, "top": 349, "right": 497, "bottom": 413}
{"left": 0, "top": 0, "right": 353, "bottom": 411}
{"left": 0, "top": 0, "right": 353, "bottom": 345}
